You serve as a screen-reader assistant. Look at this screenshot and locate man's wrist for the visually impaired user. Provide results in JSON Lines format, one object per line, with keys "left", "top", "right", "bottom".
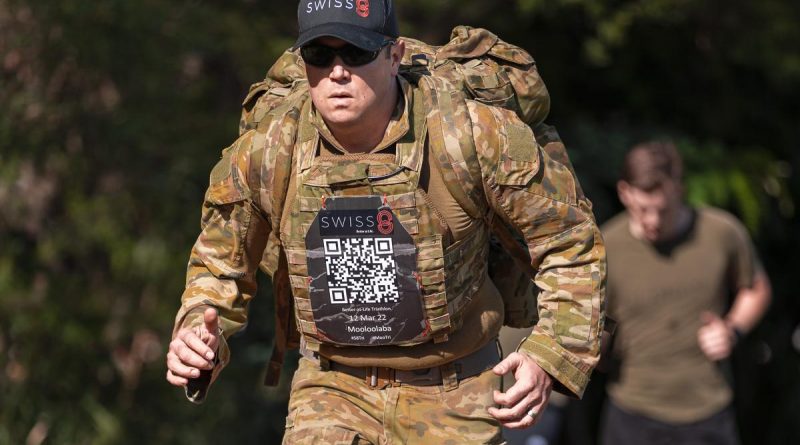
{"left": 726, "top": 320, "right": 744, "bottom": 345}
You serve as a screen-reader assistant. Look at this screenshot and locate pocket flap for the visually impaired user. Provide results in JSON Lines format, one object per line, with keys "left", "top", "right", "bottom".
{"left": 205, "top": 147, "right": 250, "bottom": 205}
{"left": 206, "top": 175, "right": 250, "bottom": 205}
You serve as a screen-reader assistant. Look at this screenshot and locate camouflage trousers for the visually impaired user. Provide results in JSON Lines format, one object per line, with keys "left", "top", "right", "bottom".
{"left": 282, "top": 357, "right": 506, "bottom": 444}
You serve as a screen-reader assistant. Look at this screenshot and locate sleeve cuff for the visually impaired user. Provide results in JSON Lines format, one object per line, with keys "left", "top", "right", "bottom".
{"left": 185, "top": 363, "right": 215, "bottom": 403}
{"left": 516, "top": 330, "right": 593, "bottom": 399}
{"left": 183, "top": 335, "right": 230, "bottom": 404}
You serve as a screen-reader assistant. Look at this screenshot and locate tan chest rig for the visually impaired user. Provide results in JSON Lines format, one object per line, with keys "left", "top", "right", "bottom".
{"left": 279, "top": 90, "right": 489, "bottom": 351}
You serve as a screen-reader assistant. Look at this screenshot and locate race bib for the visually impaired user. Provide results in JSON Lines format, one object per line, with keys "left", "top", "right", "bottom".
{"left": 305, "top": 196, "right": 425, "bottom": 345}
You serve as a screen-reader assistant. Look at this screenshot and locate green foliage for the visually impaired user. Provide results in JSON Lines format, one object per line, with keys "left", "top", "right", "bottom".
{"left": 0, "top": 0, "right": 297, "bottom": 442}
{"left": 681, "top": 141, "right": 793, "bottom": 232}
{"left": 1, "top": 0, "right": 798, "bottom": 444}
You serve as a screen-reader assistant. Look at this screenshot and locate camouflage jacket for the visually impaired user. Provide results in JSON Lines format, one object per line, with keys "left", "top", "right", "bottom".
{"left": 174, "top": 75, "right": 606, "bottom": 403}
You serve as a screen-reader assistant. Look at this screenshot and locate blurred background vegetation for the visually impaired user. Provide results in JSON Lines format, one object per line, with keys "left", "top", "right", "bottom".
{"left": 1, "top": 0, "right": 798, "bottom": 443}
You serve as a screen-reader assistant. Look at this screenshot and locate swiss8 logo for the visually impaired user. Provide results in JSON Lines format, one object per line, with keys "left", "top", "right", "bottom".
{"left": 376, "top": 209, "right": 393, "bottom": 235}
{"left": 356, "top": 0, "right": 369, "bottom": 17}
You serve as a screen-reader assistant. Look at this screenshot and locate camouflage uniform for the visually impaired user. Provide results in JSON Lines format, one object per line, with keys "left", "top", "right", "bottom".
{"left": 173, "top": 72, "right": 605, "bottom": 443}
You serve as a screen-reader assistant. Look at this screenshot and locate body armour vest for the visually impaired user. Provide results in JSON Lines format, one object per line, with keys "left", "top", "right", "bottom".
{"left": 279, "top": 88, "right": 489, "bottom": 350}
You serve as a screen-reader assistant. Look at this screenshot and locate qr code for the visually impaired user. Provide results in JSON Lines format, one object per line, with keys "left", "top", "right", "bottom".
{"left": 324, "top": 237, "right": 399, "bottom": 304}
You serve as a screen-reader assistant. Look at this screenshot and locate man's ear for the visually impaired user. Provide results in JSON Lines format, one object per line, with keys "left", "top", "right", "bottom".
{"left": 617, "top": 180, "right": 631, "bottom": 206}
{"left": 390, "top": 40, "right": 405, "bottom": 75}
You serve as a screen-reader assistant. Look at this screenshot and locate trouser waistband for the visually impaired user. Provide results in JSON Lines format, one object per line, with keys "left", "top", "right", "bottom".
{"left": 300, "top": 339, "right": 501, "bottom": 389}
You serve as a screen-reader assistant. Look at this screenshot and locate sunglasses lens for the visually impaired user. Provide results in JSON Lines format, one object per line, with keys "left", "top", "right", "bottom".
{"left": 301, "top": 41, "right": 391, "bottom": 67}
{"left": 300, "top": 45, "right": 335, "bottom": 67}
{"left": 339, "top": 46, "right": 379, "bottom": 66}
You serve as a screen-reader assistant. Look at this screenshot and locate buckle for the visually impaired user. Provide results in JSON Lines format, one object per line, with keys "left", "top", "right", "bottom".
{"left": 366, "top": 366, "right": 395, "bottom": 389}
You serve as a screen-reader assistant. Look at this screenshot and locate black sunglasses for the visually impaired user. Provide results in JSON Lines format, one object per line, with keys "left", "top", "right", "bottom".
{"left": 301, "top": 41, "right": 394, "bottom": 68}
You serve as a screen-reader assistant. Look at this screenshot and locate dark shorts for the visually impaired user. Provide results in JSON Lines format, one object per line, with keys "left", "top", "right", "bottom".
{"left": 600, "top": 399, "right": 739, "bottom": 445}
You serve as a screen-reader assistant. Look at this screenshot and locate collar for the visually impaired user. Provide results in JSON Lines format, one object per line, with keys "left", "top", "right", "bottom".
{"left": 311, "top": 76, "right": 412, "bottom": 154}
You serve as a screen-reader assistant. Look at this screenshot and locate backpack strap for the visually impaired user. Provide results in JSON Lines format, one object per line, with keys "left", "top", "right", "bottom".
{"left": 295, "top": 100, "right": 321, "bottom": 174}
{"left": 418, "top": 76, "right": 486, "bottom": 220}
{"left": 263, "top": 248, "right": 292, "bottom": 386}
{"left": 257, "top": 91, "right": 309, "bottom": 386}
{"left": 420, "top": 77, "right": 539, "bottom": 283}
{"left": 262, "top": 92, "right": 308, "bottom": 234}
{"left": 395, "top": 85, "right": 428, "bottom": 175}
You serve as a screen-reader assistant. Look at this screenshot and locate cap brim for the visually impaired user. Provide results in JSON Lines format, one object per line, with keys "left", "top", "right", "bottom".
{"left": 293, "top": 23, "right": 389, "bottom": 51}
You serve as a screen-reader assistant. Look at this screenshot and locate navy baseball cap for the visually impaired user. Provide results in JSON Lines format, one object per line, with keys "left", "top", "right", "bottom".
{"left": 294, "top": 0, "right": 399, "bottom": 51}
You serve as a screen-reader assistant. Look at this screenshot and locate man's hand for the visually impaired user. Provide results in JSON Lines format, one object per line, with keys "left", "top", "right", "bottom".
{"left": 697, "top": 311, "right": 735, "bottom": 362}
{"left": 166, "top": 308, "right": 220, "bottom": 387}
{"left": 488, "top": 352, "right": 553, "bottom": 429}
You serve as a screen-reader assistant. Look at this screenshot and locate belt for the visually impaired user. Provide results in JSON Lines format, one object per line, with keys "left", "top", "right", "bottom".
{"left": 300, "top": 340, "right": 501, "bottom": 388}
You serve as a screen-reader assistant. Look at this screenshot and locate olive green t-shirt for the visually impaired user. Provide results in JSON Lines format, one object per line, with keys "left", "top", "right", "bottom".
{"left": 603, "top": 207, "right": 757, "bottom": 423}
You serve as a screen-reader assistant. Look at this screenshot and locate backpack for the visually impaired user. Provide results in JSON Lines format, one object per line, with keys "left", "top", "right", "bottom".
{"left": 241, "top": 26, "right": 591, "bottom": 385}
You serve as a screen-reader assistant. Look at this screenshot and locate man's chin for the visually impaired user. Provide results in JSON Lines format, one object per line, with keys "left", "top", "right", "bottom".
{"left": 643, "top": 232, "right": 662, "bottom": 243}
{"left": 322, "top": 110, "right": 360, "bottom": 127}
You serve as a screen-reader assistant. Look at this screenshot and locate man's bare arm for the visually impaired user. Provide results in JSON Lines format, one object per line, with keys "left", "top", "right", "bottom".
{"left": 698, "top": 270, "right": 771, "bottom": 361}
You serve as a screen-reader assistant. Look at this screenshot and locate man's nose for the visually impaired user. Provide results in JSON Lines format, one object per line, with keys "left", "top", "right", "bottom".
{"left": 643, "top": 211, "right": 661, "bottom": 229}
{"left": 329, "top": 60, "right": 350, "bottom": 81}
